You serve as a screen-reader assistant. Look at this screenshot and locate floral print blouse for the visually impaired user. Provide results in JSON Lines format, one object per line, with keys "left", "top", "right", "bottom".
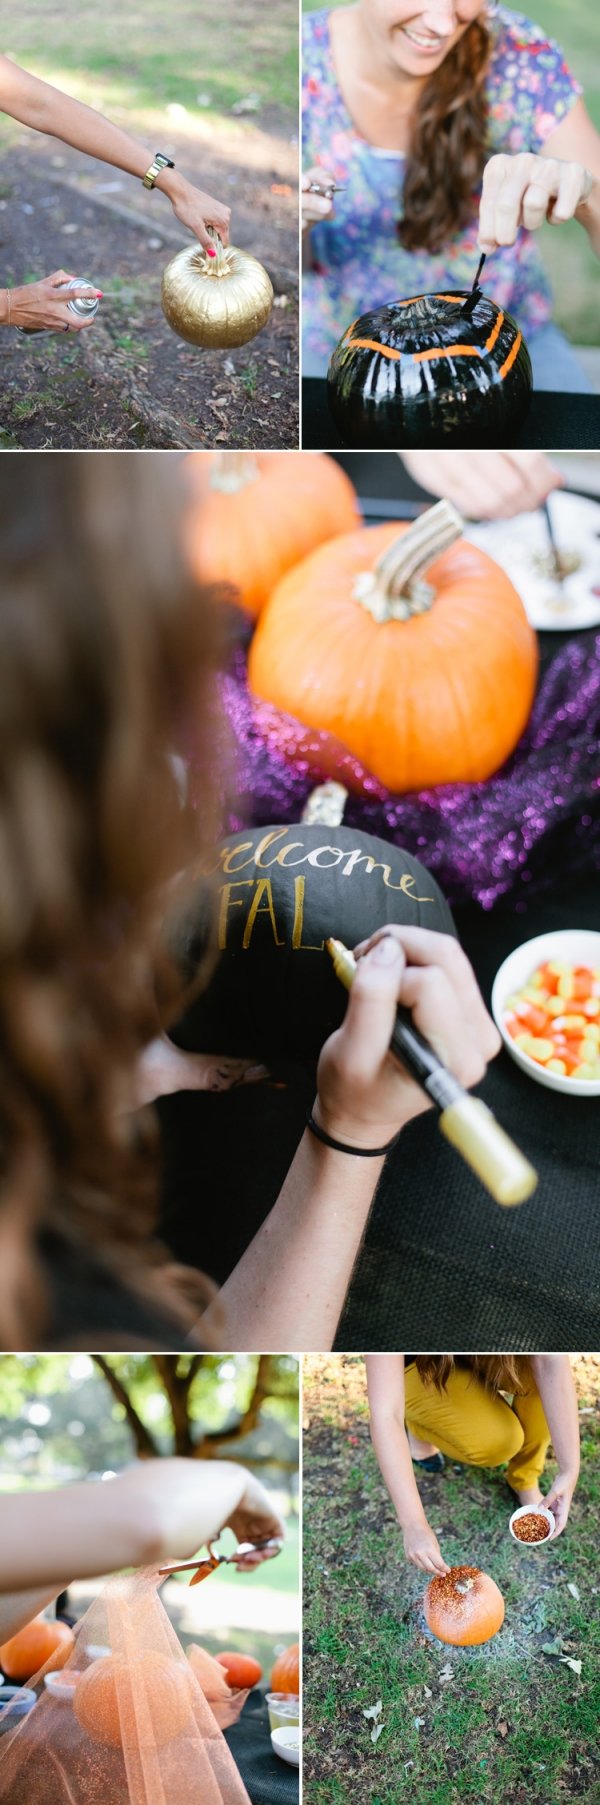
{"left": 302, "top": 5, "right": 581, "bottom": 371}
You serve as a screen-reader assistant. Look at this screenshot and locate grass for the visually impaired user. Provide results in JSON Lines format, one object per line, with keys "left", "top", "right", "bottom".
{"left": 302, "top": 0, "right": 599, "bottom": 343}
{"left": 0, "top": 0, "right": 298, "bottom": 123}
{"left": 303, "top": 1356, "right": 600, "bottom": 1804}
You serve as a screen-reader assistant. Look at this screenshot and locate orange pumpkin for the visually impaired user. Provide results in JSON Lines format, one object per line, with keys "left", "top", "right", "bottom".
{"left": 424, "top": 1566, "right": 505, "bottom": 1647}
{"left": 73, "top": 1651, "right": 192, "bottom": 1749}
{"left": 270, "top": 1643, "right": 299, "bottom": 1695}
{"left": 248, "top": 502, "right": 538, "bottom": 794}
{"left": 185, "top": 451, "right": 359, "bottom": 618}
{"left": 0, "top": 1616, "right": 74, "bottom": 1682}
{"left": 216, "top": 1651, "right": 263, "bottom": 1689}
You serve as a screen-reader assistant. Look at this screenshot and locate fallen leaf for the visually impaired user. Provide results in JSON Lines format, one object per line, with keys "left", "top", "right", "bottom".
{"left": 371, "top": 1723, "right": 385, "bottom": 1744}
{"left": 567, "top": 1583, "right": 581, "bottom": 1601}
{"left": 497, "top": 1721, "right": 509, "bottom": 1738}
{"left": 423, "top": 1686, "right": 432, "bottom": 1699}
{"left": 362, "top": 1701, "right": 382, "bottom": 1721}
{"left": 541, "top": 1638, "right": 564, "bottom": 1657}
{"left": 414, "top": 1716, "right": 426, "bottom": 1730}
{"left": 560, "top": 1657, "right": 582, "bottom": 1676}
{"left": 439, "top": 1665, "right": 454, "bottom": 1681}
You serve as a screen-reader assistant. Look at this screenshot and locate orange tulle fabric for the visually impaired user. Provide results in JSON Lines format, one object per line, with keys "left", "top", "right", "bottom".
{"left": 186, "top": 1646, "right": 249, "bottom": 1729}
{"left": 0, "top": 1571, "right": 253, "bottom": 1805}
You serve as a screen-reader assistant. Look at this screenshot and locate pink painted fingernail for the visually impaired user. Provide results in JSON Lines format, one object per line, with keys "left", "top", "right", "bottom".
{"left": 95, "top": 290, "right": 104, "bottom": 297}
{"left": 206, "top": 247, "right": 216, "bottom": 257}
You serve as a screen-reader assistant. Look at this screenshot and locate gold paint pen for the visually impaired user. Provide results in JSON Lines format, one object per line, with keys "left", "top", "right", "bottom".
{"left": 326, "top": 938, "right": 537, "bottom": 1208}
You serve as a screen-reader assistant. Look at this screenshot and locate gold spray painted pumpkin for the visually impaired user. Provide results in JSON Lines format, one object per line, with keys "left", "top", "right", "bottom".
{"left": 162, "top": 235, "right": 273, "bottom": 349}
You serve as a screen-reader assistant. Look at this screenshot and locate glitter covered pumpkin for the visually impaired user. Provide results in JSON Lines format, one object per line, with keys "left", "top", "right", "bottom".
{"left": 424, "top": 1566, "right": 505, "bottom": 1647}
{"left": 327, "top": 292, "right": 532, "bottom": 448}
{"left": 167, "top": 816, "right": 455, "bottom": 1068}
{"left": 185, "top": 451, "right": 359, "bottom": 618}
{"left": 248, "top": 501, "right": 538, "bottom": 794}
{"left": 162, "top": 235, "right": 273, "bottom": 349}
{"left": 73, "top": 1651, "right": 193, "bottom": 1749}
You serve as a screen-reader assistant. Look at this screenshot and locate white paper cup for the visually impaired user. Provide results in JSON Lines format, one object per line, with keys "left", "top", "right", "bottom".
{"left": 509, "top": 1504, "right": 555, "bottom": 1546}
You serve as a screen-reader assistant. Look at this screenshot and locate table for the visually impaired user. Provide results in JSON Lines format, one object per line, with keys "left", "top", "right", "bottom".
{"left": 225, "top": 1693, "right": 298, "bottom": 1805}
{"left": 302, "top": 378, "right": 600, "bottom": 451}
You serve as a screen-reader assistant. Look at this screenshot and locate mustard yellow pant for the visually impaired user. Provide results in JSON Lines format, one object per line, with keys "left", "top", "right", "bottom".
{"left": 404, "top": 1360, "right": 550, "bottom": 1491}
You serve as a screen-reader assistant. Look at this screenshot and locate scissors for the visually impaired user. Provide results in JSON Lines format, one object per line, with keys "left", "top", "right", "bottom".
{"left": 158, "top": 1538, "right": 283, "bottom": 1586}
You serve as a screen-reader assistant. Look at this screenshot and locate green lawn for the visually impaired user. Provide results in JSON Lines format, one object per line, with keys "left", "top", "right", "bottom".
{"left": 1, "top": 0, "right": 298, "bottom": 124}
{"left": 303, "top": 1357, "right": 600, "bottom": 1805}
{"left": 302, "top": 0, "right": 600, "bottom": 342}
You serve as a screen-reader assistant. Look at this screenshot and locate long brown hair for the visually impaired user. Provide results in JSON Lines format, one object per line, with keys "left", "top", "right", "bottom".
{"left": 399, "top": 18, "right": 491, "bottom": 253}
{"left": 0, "top": 453, "right": 223, "bottom": 1348}
{"left": 414, "top": 1357, "right": 530, "bottom": 1395}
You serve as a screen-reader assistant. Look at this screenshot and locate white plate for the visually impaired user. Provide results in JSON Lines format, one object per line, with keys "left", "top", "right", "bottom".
{"left": 491, "top": 929, "right": 600, "bottom": 1097}
{"left": 509, "top": 1504, "right": 555, "bottom": 1546}
{"left": 467, "top": 491, "right": 600, "bottom": 630}
{"left": 271, "top": 1726, "right": 301, "bottom": 1767}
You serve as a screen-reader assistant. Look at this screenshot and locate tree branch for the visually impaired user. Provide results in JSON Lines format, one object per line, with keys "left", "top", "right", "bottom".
{"left": 92, "top": 1357, "right": 159, "bottom": 1459}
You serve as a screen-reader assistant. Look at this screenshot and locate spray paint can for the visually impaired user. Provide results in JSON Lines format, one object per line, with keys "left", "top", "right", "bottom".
{"left": 17, "top": 278, "right": 101, "bottom": 335}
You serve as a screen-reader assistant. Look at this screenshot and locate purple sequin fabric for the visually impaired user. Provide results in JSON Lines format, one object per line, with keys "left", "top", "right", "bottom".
{"left": 217, "top": 634, "right": 600, "bottom": 911}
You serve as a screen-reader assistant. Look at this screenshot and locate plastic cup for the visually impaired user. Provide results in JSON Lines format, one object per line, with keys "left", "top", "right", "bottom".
{"left": 265, "top": 1691, "right": 300, "bottom": 1733}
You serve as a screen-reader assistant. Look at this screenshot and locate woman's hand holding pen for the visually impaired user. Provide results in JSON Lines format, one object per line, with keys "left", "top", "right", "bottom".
{"left": 314, "top": 927, "right": 500, "bottom": 1152}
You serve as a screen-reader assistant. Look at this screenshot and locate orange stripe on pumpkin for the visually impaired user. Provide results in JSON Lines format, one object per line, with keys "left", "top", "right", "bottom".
{"left": 412, "top": 345, "right": 481, "bottom": 363}
{"left": 485, "top": 310, "right": 505, "bottom": 353}
{"left": 346, "top": 336, "right": 402, "bottom": 360}
{"left": 499, "top": 332, "right": 522, "bottom": 379}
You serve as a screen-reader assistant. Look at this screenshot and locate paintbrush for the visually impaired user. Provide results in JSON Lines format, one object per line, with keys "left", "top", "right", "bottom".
{"left": 542, "top": 497, "right": 567, "bottom": 583}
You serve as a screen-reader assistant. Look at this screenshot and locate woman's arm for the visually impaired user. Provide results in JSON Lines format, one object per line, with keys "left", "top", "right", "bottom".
{"left": 479, "top": 101, "right": 600, "bottom": 256}
{"left": 0, "top": 54, "right": 230, "bottom": 250}
{"left": 205, "top": 929, "right": 499, "bottom": 1351}
{"left": 399, "top": 452, "right": 562, "bottom": 521}
{"left": 0, "top": 1458, "right": 283, "bottom": 1598}
{"left": 366, "top": 1357, "right": 449, "bottom": 1576}
{"left": 529, "top": 1355, "right": 580, "bottom": 1535}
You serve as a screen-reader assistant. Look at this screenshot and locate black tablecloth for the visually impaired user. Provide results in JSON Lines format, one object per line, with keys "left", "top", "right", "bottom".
{"left": 225, "top": 1693, "right": 298, "bottom": 1805}
{"left": 302, "top": 377, "right": 600, "bottom": 451}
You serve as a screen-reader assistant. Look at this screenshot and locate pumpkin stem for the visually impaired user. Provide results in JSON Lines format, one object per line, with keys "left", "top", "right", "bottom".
{"left": 353, "top": 500, "right": 463, "bottom": 621}
{"left": 198, "top": 229, "right": 235, "bottom": 280}
{"left": 210, "top": 452, "right": 259, "bottom": 491}
{"left": 301, "top": 782, "right": 348, "bottom": 826}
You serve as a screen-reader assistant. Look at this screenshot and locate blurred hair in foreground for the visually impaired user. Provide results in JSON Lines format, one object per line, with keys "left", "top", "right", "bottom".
{"left": 0, "top": 454, "right": 223, "bottom": 1348}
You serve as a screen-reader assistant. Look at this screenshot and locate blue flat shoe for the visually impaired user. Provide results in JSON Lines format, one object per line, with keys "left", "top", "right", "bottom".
{"left": 412, "top": 1453, "right": 445, "bottom": 1473}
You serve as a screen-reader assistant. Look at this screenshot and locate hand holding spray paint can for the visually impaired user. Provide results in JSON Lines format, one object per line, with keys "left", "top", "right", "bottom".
{"left": 17, "top": 277, "right": 101, "bottom": 334}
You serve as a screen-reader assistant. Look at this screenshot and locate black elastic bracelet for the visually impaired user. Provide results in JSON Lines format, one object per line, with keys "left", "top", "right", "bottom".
{"left": 306, "top": 1110, "right": 400, "bottom": 1158}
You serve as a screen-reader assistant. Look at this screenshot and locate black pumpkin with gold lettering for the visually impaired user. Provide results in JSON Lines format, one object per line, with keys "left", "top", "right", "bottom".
{"left": 327, "top": 292, "right": 532, "bottom": 449}
{"left": 168, "top": 823, "right": 455, "bottom": 1068}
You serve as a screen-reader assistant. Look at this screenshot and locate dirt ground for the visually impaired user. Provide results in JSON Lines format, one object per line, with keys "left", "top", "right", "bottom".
{"left": 303, "top": 1356, "right": 600, "bottom": 1805}
{"left": 0, "top": 133, "right": 298, "bottom": 448}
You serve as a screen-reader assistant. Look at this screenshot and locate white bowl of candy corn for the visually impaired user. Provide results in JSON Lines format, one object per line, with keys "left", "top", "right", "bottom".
{"left": 491, "top": 930, "right": 600, "bottom": 1096}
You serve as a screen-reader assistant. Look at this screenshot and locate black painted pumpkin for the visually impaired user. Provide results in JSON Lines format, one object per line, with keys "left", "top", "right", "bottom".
{"left": 327, "top": 292, "right": 532, "bottom": 449}
{"left": 167, "top": 822, "right": 455, "bottom": 1068}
